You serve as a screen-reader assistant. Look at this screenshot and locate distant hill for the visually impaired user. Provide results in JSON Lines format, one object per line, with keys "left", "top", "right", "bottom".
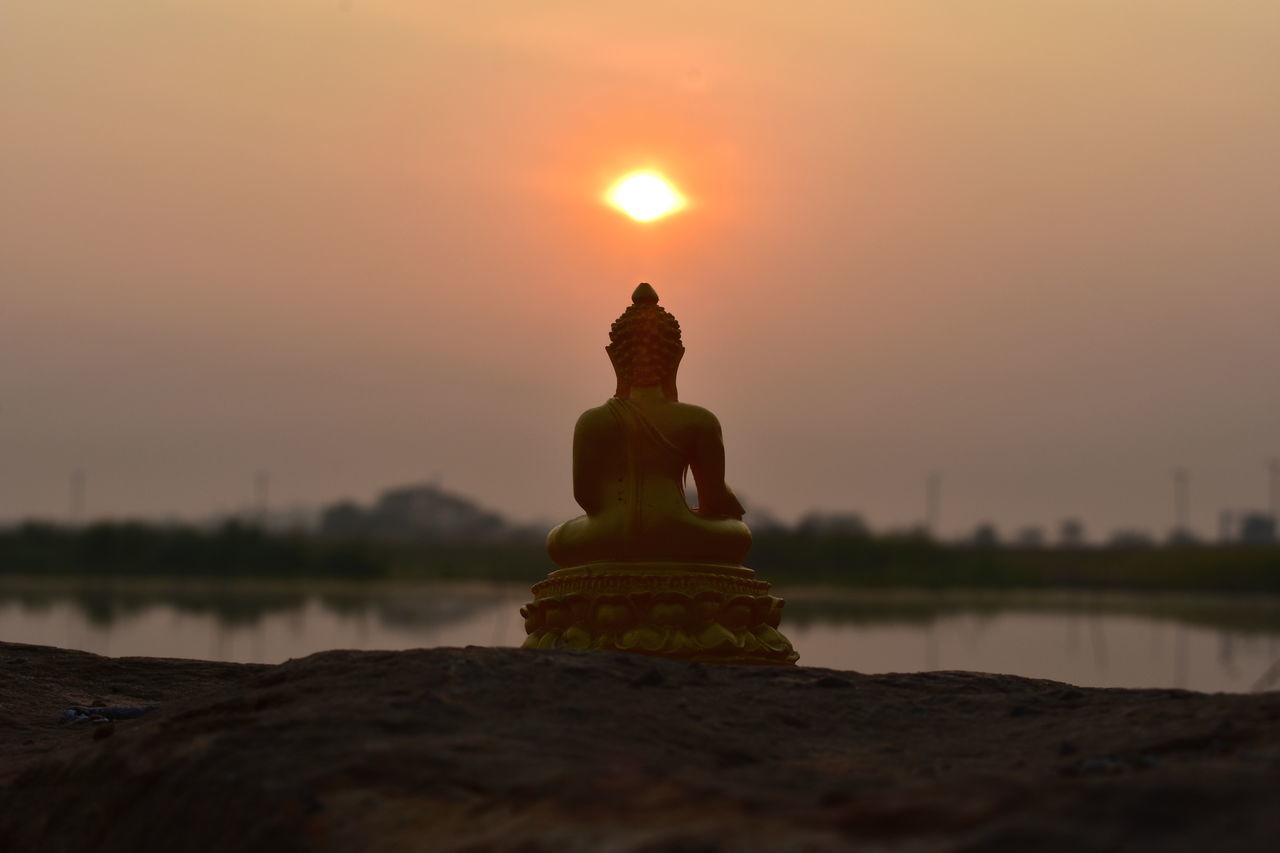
{"left": 319, "top": 483, "right": 519, "bottom": 542}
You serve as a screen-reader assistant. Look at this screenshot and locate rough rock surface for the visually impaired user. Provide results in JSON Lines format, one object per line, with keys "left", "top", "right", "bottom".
{"left": 1, "top": 640, "right": 1277, "bottom": 851}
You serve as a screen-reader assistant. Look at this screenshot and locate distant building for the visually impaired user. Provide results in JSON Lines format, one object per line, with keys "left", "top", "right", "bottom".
{"left": 1107, "top": 529, "right": 1156, "bottom": 549}
{"left": 970, "top": 523, "right": 1000, "bottom": 548}
{"left": 1216, "top": 510, "right": 1278, "bottom": 546}
{"left": 319, "top": 501, "right": 366, "bottom": 537}
{"left": 1014, "top": 526, "right": 1046, "bottom": 548}
{"left": 320, "top": 483, "right": 509, "bottom": 541}
{"left": 1058, "top": 518, "right": 1086, "bottom": 548}
{"left": 1237, "top": 512, "right": 1277, "bottom": 546}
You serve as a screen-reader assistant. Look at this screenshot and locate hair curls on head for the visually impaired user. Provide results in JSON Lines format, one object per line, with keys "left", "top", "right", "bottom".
{"left": 606, "top": 283, "right": 684, "bottom": 392}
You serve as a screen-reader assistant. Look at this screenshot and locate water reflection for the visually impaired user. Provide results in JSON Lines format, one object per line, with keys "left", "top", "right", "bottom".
{"left": 0, "top": 579, "right": 523, "bottom": 665}
{"left": 1, "top": 579, "right": 1278, "bottom": 693}
{"left": 786, "top": 589, "right": 1280, "bottom": 693}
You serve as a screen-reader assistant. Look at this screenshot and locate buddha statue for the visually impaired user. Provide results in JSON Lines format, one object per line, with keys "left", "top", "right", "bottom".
{"left": 546, "top": 282, "right": 752, "bottom": 568}
{"left": 522, "top": 283, "right": 798, "bottom": 665}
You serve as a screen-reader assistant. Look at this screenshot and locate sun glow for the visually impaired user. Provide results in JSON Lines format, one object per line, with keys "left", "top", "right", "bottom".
{"left": 605, "top": 171, "right": 686, "bottom": 221}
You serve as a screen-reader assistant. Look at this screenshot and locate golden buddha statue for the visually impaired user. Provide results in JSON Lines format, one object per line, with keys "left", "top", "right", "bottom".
{"left": 546, "top": 282, "right": 752, "bottom": 567}
{"left": 522, "top": 284, "right": 798, "bottom": 665}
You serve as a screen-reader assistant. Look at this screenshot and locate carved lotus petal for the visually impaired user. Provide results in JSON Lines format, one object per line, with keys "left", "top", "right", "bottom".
{"left": 754, "top": 624, "right": 791, "bottom": 653}
{"left": 544, "top": 602, "right": 571, "bottom": 630}
{"left": 696, "top": 622, "right": 740, "bottom": 650}
{"left": 693, "top": 592, "right": 722, "bottom": 623}
{"left": 562, "top": 625, "right": 593, "bottom": 650}
{"left": 520, "top": 603, "right": 544, "bottom": 632}
{"left": 720, "top": 596, "right": 755, "bottom": 629}
{"left": 619, "top": 626, "right": 667, "bottom": 652}
{"left": 749, "top": 596, "right": 774, "bottom": 627}
{"left": 765, "top": 597, "right": 784, "bottom": 628}
{"left": 650, "top": 602, "right": 690, "bottom": 626}
{"left": 593, "top": 596, "right": 634, "bottom": 631}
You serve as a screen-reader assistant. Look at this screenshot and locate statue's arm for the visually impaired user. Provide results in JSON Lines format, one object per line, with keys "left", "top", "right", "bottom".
{"left": 689, "top": 411, "right": 746, "bottom": 520}
{"left": 572, "top": 409, "right": 606, "bottom": 514}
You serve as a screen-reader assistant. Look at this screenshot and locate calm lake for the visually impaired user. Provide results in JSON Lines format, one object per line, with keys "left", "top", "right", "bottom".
{"left": 3, "top": 578, "right": 1278, "bottom": 694}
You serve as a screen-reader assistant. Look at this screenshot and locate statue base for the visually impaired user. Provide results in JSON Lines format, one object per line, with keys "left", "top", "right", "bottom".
{"left": 520, "top": 562, "right": 799, "bottom": 665}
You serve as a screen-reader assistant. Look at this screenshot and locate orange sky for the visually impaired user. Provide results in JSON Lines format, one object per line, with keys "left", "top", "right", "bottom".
{"left": 2, "top": 1, "right": 1278, "bottom": 539}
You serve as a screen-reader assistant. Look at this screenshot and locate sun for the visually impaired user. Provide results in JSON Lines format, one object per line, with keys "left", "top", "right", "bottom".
{"left": 605, "top": 171, "right": 686, "bottom": 222}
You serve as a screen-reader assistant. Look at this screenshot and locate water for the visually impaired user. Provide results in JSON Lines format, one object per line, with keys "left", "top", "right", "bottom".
{"left": 2, "top": 579, "right": 1278, "bottom": 693}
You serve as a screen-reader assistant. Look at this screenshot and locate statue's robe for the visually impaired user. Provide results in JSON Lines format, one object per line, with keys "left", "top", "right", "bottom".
{"left": 547, "top": 397, "right": 751, "bottom": 568}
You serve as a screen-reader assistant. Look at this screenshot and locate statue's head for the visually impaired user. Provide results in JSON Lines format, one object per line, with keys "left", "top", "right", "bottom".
{"left": 606, "top": 283, "right": 685, "bottom": 400}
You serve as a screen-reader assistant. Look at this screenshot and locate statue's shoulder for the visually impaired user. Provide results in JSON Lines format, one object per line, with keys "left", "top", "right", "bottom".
{"left": 669, "top": 401, "right": 721, "bottom": 429}
{"left": 574, "top": 401, "right": 620, "bottom": 430}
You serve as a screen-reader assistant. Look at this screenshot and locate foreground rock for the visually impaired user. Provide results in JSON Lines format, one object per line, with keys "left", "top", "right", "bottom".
{"left": 1, "top": 641, "right": 1277, "bottom": 852}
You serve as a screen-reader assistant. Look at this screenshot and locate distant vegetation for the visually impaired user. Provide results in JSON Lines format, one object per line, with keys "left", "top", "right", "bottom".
{"left": 1, "top": 520, "right": 1278, "bottom": 592}
{"left": 1, "top": 482, "right": 1275, "bottom": 589}
{"left": 0, "top": 521, "right": 389, "bottom": 579}
{"left": 751, "top": 527, "right": 1280, "bottom": 592}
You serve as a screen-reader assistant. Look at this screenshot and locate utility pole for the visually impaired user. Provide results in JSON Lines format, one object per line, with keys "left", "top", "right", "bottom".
{"left": 925, "top": 470, "right": 941, "bottom": 539}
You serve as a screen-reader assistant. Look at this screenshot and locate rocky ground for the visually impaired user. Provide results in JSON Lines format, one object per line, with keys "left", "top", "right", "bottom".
{"left": 1, "top": 640, "right": 1278, "bottom": 852}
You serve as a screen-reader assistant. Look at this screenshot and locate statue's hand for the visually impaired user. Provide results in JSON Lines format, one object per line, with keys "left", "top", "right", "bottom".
{"left": 696, "top": 486, "right": 746, "bottom": 520}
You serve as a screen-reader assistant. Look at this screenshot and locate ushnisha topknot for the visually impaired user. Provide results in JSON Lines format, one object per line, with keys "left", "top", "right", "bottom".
{"left": 607, "top": 282, "right": 684, "bottom": 391}
{"left": 631, "top": 282, "right": 660, "bottom": 304}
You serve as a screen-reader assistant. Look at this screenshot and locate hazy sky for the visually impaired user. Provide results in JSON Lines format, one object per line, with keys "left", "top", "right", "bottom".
{"left": 3, "top": 1, "right": 1278, "bottom": 540}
